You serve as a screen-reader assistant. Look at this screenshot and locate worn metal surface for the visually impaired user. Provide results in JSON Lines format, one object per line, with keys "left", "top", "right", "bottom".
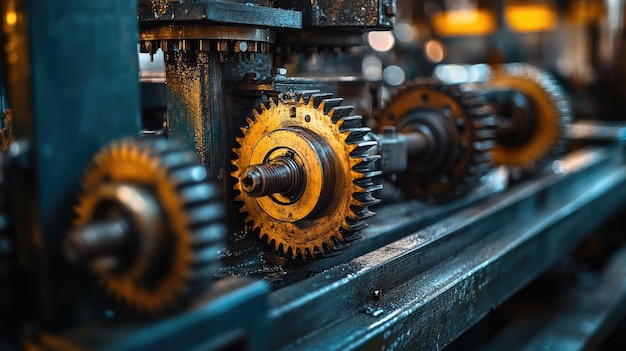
{"left": 164, "top": 52, "right": 272, "bottom": 188}
{"left": 3, "top": 0, "right": 140, "bottom": 318}
{"left": 268, "top": 143, "right": 626, "bottom": 350}
{"left": 274, "top": 0, "right": 395, "bottom": 29}
{"left": 140, "top": 26, "right": 275, "bottom": 43}
{"left": 481, "top": 247, "right": 626, "bottom": 351}
{"left": 219, "top": 169, "right": 505, "bottom": 289}
{"left": 137, "top": 0, "right": 301, "bottom": 29}
{"left": 275, "top": 76, "right": 379, "bottom": 121}
{"left": 165, "top": 51, "right": 222, "bottom": 169}
{"left": 65, "top": 278, "right": 269, "bottom": 351}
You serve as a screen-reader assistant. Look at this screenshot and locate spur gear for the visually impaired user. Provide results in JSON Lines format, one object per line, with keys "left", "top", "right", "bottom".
{"left": 487, "top": 63, "right": 572, "bottom": 173}
{"left": 68, "top": 137, "right": 225, "bottom": 314}
{"left": 231, "top": 92, "right": 381, "bottom": 258}
{"left": 377, "top": 79, "right": 496, "bottom": 201}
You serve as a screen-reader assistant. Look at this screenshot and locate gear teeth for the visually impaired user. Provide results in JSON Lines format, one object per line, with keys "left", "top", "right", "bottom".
{"left": 161, "top": 152, "right": 200, "bottom": 172}
{"left": 179, "top": 183, "right": 219, "bottom": 205}
{"left": 321, "top": 98, "right": 344, "bottom": 114}
{"left": 339, "top": 115, "right": 363, "bottom": 129}
{"left": 75, "top": 138, "right": 226, "bottom": 314}
{"left": 295, "top": 90, "right": 319, "bottom": 104}
{"left": 492, "top": 63, "right": 571, "bottom": 176}
{"left": 351, "top": 205, "right": 377, "bottom": 219}
{"left": 344, "top": 128, "right": 371, "bottom": 144}
{"left": 191, "top": 244, "right": 221, "bottom": 266}
{"left": 259, "top": 101, "right": 269, "bottom": 112}
{"left": 346, "top": 218, "right": 368, "bottom": 232}
{"left": 341, "top": 230, "right": 362, "bottom": 242}
{"left": 311, "top": 93, "right": 334, "bottom": 108}
{"left": 474, "top": 152, "right": 492, "bottom": 163}
{"left": 192, "top": 223, "right": 227, "bottom": 247}
{"left": 475, "top": 128, "right": 497, "bottom": 139}
{"left": 232, "top": 91, "right": 382, "bottom": 259}
{"left": 187, "top": 202, "right": 225, "bottom": 227}
{"left": 332, "top": 106, "right": 354, "bottom": 121}
{"left": 350, "top": 140, "right": 378, "bottom": 156}
{"left": 354, "top": 170, "right": 382, "bottom": 180}
{"left": 352, "top": 191, "right": 381, "bottom": 206}
{"left": 473, "top": 116, "right": 497, "bottom": 128}
{"left": 171, "top": 165, "right": 210, "bottom": 187}
{"left": 354, "top": 176, "right": 383, "bottom": 190}
{"left": 377, "top": 80, "right": 497, "bottom": 201}
{"left": 330, "top": 236, "right": 345, "bottom": 250}
{"left": 353, "top": 155, "right": 381, "bottom": 173}
{"left": 269, "top": 98, "right": 279, "bottom": 109}
{"left": 473, "top": 140, "right": 494, "bottom": 152}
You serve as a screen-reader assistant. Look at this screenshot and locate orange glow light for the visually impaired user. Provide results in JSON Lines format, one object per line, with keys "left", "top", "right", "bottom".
{"left": 6, "top": 12, "right": 17, "bottom": 25}
{"left": 432, "top": 9, "right": 496, "bottom": 36}
{"left": 424, "top": 39, "right": 445, "bottom": 63}
{"left": 505, "top": 4, "right": 557, "bottom": 32}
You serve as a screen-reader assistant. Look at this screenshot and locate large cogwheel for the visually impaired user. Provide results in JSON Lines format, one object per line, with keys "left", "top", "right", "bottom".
{"left": 377, "top": 78, "right": 496, "bottom": 201}
{"left": 231, "top": 92, "right": 381, "bottom": 258}
{"left": 488, "top": 63, "right": 572, "bottom": 174}
{"left": 72, "top": 137, "right": 225, "bottom": 314}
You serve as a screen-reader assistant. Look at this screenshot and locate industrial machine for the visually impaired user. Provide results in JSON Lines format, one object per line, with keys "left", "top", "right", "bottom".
{"left": 2, "top": 0, "right": 626, "bottom": 350}
{"left": 371, "top": 62, "right": 570, "bottom": 201}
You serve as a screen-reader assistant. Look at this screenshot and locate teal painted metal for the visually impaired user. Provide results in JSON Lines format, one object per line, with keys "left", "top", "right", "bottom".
{"left": 8, "top": 0, "right": 141, "bottom": 318}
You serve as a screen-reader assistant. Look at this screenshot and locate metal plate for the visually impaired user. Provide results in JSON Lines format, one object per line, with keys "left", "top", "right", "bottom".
{"left": 138, "top": 0, "right": 301, "bottom": 29}
{"left": 481, "top": 247, "right": 626, "bottom": 351}
{"left": 269, "top": 143, "right": 626, "bottom": 350}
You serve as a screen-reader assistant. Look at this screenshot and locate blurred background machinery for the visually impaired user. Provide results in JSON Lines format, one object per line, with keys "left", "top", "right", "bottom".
{"left": 2, "top": 0, "right": 626, "bottom": 350}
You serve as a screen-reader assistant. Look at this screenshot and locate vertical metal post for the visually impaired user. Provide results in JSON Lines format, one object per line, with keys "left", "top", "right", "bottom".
{"left": 2, "top": 0, "right": 141, "bottom": 318}
{"left": 165, "top": 51, "right": 224, "bottom": 177}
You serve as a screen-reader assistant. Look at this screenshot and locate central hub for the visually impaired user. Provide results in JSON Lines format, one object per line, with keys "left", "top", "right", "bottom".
{"left": 399, "top": 108, "right": 459, "bottom": 177}
{"left": 243, "top": 127, "right": 335, "bottom": 223}
{"left": 242, "top": 155, "right": 304, "bottom": 200}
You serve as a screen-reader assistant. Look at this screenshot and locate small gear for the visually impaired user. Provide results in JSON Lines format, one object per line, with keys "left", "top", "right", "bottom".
{"left": 231, "top": 92, "right": 381, "bottom": 258}
{"left": 487, "top": 63, "right": 572, "bottom": 174}
{"left": 72, "top": 137, "right": 225, "bottom": 314}
{"left": 377, "top": 78, "right": 496, "bottom": 201}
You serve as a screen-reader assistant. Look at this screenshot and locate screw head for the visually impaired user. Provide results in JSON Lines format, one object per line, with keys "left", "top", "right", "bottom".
{"left": 373, "top": 290, "right": 382, "bottom": 300}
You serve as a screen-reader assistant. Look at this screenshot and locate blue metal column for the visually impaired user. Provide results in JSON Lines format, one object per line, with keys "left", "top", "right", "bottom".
{"left": 3, "top": 0, "right": 141, "bottom": 318}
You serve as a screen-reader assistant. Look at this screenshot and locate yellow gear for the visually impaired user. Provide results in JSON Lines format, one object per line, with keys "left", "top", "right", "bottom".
{"left": 74, "top": 138, "right": 224, "bottom": 314}
{"left": 377, "top": 79, "right": 496, "bottom": 201}
{"left": 489, "top": 64, "right": 571, "bottom": 171}
{"left": 232, "top": 93, "right": 380, "bottom": 258}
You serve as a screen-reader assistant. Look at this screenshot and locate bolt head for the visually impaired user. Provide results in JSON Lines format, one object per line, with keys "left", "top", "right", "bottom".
{"left": 373, "top": 290, "right": 382, "bottom": 300}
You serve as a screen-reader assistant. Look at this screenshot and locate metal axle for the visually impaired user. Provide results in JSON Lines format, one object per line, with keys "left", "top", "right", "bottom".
{"left": 65, "top": 217, "right": 132, "bottom": 264}
{"left": 242, "top": 156, "right": 303, "bottom": 197}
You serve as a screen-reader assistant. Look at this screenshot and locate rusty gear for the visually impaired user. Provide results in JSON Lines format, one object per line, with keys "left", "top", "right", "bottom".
{"left": 73, "top": 137, "right": 225, "bottom": 314}
{"left": 488, "top": 63, "right": 572, "bottom": 174}
{"left": 377, "top": 79, "right": 496, "bottom": 201}
{"left": 232, "top": 92, "right": 381, "bottom": 258}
